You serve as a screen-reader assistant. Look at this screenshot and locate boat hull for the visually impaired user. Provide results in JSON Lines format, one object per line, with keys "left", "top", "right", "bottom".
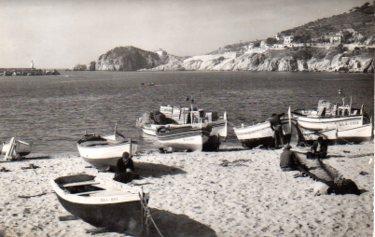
{"left": 293, "top": 113, "right": 364, "bottom": 131}
{"left": 156, "top": 126, "right": 219, "bottom": 151}
{"left": 51, "top": 174, "right": 144, "bottom": 234}
{"left": 141, "top": 112, "right": 228, "bottom": 138}
{"left": 299, "top": 124, "right": 373, "bottom": 143}
{"left": 209, "top": 119, "right": 227, "bottom": 138}
{"left": 158, "top": 132, "right": 207, "bottom": 152}
{"left": 142, "top": 124, "right": 160, "bottom": 136}
{"left": 77, "top": 142, "right": 138, "bottom": 168}
{"left": 56, "top": 196, "right": 142, "bottom": 233}
{"left": 234, "top": 120, "right": 292, "bottom": 148}
{"left": 1, "top": 139, "right": 32, "bottom": 157}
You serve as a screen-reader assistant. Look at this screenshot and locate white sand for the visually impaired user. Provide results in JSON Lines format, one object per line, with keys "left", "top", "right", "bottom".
{"left": 0, "top": 142, "right": 373, "bottom": 237}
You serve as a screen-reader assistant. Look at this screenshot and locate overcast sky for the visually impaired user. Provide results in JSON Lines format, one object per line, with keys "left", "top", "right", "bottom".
{"left": 0, "top": 0, "right": 369, "bottom": 68}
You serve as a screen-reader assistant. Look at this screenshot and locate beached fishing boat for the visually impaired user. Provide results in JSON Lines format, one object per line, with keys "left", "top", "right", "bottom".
{"left": 233, "top": 119, "right": 292, "bottom": 148}
{"left": 137, "top": 104, "right": 227, "bottom": 138}
{"left": 156, "top": 125, "right": 220, "bottom": 152}
{"left": 233, "top": 121, "right": 275, "bottom": 148}
{"left": 51, "top": 174, "right": 148, "bottom": 234}
{"left": 1, "top": 137, "right": 32, "bottom": 160}
{"left": 298, "top": 123, "right": 373, "bottom": 143}
{"left": 291, "top": 99, "right": 367, "bottom": 131}
{"left": 77, "top": 133, "right": 138, "bottom": 169}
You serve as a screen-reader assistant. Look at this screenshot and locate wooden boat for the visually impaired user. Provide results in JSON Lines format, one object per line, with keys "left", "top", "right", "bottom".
{"left": 233, "top": 118, "right": 291, "bottom": 148}
{"left": 298, "top": 123, "right": 373, "bottom": 143}
{"left": 233, "top": 121, "right": 274, "bottom": 148}
{"left": 137, "top": 104, "right": 227, "bottom": 139}
{"left": 292, "top": 99, "right": 366, "bottom": 131}
{"left": 156, "top": 125, "right": 220, "bottom": 152}
{"left": 51, "top": 174, "right": 148, "bottom": 234}
{"left": 141, "top": 123, "right": 162, "bottom": 136}
{"left": 77, "top": 133, "right": 138, "bottom": 169}
{"left": 1, "top": 137, "right": 32, "bottom": 160}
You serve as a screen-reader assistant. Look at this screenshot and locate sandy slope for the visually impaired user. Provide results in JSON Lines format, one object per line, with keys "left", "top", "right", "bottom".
{"left": 0, "top": 142, "right": 373, "bottom": 237}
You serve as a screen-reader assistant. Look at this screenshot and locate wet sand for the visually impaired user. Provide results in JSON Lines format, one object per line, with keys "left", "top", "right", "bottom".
{"left": 0, "top": 142, "right": 373, "bottom": 237}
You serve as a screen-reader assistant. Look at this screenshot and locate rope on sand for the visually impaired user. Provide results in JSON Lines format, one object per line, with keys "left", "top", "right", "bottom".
{"left": 139, "top": 192, "right": 165, "bottom": 237}
{"left": 18, "top": 192, "right": 49, "bottom": 199}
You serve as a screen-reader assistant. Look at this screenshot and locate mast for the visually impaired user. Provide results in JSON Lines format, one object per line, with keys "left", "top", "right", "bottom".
{"left": 190, "top": 97, "right": 194, "bottom": 125}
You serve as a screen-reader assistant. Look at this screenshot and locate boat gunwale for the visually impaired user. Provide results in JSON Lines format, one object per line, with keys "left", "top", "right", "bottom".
{"left": 77, "top": 140, "right": 138, "bottom": 148}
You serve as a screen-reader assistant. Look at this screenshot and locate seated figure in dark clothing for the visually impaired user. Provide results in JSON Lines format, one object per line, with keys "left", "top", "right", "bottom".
{"left": 113, "top": 152, "right": 139, "bottom": 183}
{"left": 268, "top": 113, "right": 285, "bottom": 148}
{"left": 280, "top": 144, "right": 298, "bottom": 171}
{"left": 307, "top": 136, "right": 328, "bottom": 159}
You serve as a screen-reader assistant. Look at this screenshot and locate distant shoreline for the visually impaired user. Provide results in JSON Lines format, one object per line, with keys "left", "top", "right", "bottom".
{"left": 62, "top": 70, "right": 374, "bottom": 74}
{"left": 0, "top": 68, "right": 60, "bottom": 76}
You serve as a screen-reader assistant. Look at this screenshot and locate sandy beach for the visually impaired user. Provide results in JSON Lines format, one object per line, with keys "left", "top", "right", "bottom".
{"left": 0, "top": 142, "right": 373, "bottom": 237}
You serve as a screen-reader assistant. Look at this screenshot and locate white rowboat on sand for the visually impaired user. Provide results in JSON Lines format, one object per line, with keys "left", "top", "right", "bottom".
{"left": 77, "top": 134, "right": 138, "bottom": 169}
{"left": 51, "top": 174, "right": 147, "bottom": 235}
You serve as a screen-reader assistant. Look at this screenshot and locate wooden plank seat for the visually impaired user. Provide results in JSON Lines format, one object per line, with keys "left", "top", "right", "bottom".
{"left": 76, "top": 190, "right": 104, "bottom": 196}
{"left": 80, "top": 141, "right": 110, "bottom": 147}
{"left": 62, "top": 180, "right": 100, "bottom": 188}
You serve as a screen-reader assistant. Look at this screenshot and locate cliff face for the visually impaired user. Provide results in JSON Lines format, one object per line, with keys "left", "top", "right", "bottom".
{"left": 143, "top": 48, "right": 373, "bottom": 73}
{"left": 96, "top": 46, "right": 164, "bottom": 71}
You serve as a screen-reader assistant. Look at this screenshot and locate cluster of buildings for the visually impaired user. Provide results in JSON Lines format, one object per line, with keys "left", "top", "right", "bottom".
{"left": 245, "top": 28, "right": 370, "bottom": 53}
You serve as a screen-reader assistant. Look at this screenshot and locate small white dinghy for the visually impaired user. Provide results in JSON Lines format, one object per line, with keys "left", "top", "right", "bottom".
{"left": 51, "top": 174, "right": 148, "bottom": 234}
{"left": 1, "top": 137, "right": 32, "bottom": 160}
{"left": 77, "top": 132, "right": 138, "bottom": 169}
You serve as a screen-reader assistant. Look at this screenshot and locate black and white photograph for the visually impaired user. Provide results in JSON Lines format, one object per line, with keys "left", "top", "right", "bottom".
{"left": 0, "top": 0, "right": 374, "bottom": 236}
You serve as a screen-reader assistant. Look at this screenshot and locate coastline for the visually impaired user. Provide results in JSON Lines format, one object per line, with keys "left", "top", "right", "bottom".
{"left": 0, "top": 142, "right": 373, "bottom": 236}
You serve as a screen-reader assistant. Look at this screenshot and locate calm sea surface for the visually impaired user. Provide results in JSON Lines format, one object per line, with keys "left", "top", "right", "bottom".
{"left": 0, "top": 71, "right": 373, "bottom": 155}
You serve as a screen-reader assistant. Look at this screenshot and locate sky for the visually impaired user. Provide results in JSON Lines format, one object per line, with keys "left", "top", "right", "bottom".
{"left": 0, "top": 0, "right": 369, "bottom": 68}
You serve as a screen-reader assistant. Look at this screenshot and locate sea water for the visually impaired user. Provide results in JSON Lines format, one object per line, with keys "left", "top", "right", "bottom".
{"left": 0, "top": 71, "right": 373, "bottom": 154}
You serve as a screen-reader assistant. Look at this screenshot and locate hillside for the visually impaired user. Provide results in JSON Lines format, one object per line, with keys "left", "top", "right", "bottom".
{"left": 92, "top": 2, "right": 374, "bottom": 73}
{"left": 280, "top": 2, "right": 374, "bottom": 43}
{"left": 209, "top": 2, "right": 374, "bottom": 54}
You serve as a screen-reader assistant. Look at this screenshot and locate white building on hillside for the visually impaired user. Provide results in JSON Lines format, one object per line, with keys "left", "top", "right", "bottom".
{"left": 329, "top": 34, "right": 342, "bottom": 44}
{"left": 283, "top": 35, "right": 294, "bottom": 44}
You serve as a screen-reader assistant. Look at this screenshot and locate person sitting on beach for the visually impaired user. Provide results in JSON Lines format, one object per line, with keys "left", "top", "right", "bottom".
{"left": 113, "top": 152, "right": 139, "bottom": 183}
{"left": 279, "top": 144, "right": 297, "bottom": 171}
{"left": 268, "top": 113, "right": 285, "bottom": 148}
{"left": 306, "top": 136, "right": 328, "bottom": 159}
{"left": 312, "top": 136, "right": 328, "bottom": 158}
{"left": 307, "top": 136, "right": 328, "bottom": 159}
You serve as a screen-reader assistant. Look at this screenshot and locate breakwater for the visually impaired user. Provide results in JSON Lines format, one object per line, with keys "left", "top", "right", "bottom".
{"left": 0, "top": 68, "right": 60, "bottom": 76}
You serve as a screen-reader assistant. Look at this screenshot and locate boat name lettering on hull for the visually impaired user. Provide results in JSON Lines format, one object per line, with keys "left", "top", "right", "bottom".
{"left": 100, "top": 197, "right": 119, "bottom": 202}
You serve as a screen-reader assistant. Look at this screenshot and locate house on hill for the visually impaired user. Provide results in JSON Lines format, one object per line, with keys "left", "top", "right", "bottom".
{"left": 329, "top": 33, "right": 343, "bottom": 44}
{"left": 283, "top": 35, "right": 294, "bottom": 44}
